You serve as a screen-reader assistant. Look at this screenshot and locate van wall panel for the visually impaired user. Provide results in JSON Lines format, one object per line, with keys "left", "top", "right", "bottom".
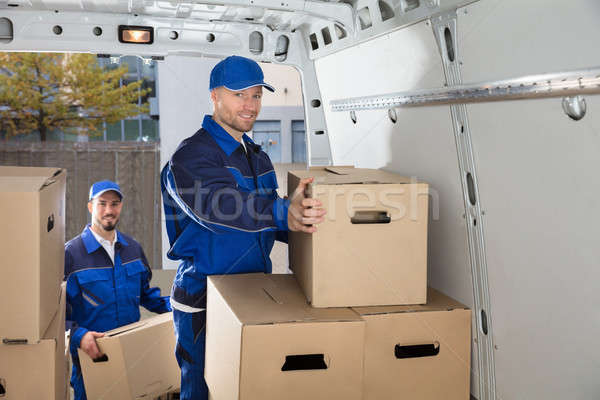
{"left": 459, "top": 0, "right": 600, "bottom": 398}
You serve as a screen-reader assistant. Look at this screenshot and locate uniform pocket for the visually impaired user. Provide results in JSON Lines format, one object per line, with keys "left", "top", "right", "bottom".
{"left": 124, "top": 259, "right": 147, "bottom": 276}
{"left": 76, "top": 268, "right": 112, "bottom": 307}
{"left": 77, "top": 268, "right": 111, "bottom": 284}
{"left": 81, "top": 289, "right": 101, "bottom": 307}
{"left": 123, "top": 259, "right": 147, "bottom": 299}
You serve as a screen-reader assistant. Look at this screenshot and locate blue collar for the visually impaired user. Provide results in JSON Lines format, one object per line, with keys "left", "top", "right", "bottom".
{"left": 81, "top": 224, "right": 129, "bottom": 254}
{"left": 202, "top": 115, "right": 259, "bottom": 157}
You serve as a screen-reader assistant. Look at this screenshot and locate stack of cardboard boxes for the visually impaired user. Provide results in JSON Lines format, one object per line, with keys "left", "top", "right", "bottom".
{"left": 0, "top": 166, "right": 68, "bottom": 400}
{"left": 0, "top": 166, "right": 180, "bottom": 400}
{"left": 205, "top": 166, "right": 472, "bottom": 399}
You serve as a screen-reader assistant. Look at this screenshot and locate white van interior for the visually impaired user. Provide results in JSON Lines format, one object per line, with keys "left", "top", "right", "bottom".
{"left": 1, "top": 0, "right": 599, "bottom": 398}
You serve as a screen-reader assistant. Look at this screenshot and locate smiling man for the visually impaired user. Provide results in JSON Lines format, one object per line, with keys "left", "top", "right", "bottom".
{"left": 64, "top": 180, "right": 171, "bottom": 400}
{"left": 161, "top": 55, "right": 326, "bottom": 399}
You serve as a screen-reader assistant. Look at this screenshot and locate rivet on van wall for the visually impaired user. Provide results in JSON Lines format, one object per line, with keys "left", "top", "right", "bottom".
{"left": 562, "top": 96, "right": 586, "bottom": 121}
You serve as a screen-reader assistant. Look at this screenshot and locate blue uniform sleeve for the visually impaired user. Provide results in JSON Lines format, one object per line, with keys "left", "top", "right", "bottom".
{"left": 163, "top": 145, "right": 290, "bottom": 235}
{"left": 64, "top": 249, "right": 89, "bottom": 352}
{"left": 139, "top": 250, "right": 172, "bottom": 313}
{"left": 70, "top": 325, "right": 89, "bottom": 353}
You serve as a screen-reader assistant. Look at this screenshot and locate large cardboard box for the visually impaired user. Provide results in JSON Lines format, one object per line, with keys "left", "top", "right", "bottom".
{"left": 205, "top": 273, "right": 365, "bottom": 400}
{"left": 0, "top": 282, "right": 67, "bottom": 400}
{"left": 288, "top": 166, "right": 429, "bottom": 307}
{"left": 78, "top": 313, "right": 179, "bottom": 400}
{"left": 0, "top": 166, "right": 66, "bottom": 343}
{"left": 353, "top": 288, "right": 471, "bottom": 400}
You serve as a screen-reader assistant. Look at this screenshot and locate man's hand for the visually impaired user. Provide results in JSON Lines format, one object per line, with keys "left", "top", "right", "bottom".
{"left": 80, "top": 331, "right": 105, "bottom": 360}
{"left": 288, "top": 177, "right": 326, "bottom": 233}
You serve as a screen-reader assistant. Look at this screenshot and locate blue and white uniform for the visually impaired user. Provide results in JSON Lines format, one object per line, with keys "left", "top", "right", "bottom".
{"left": 65, "top": 225, "right": 171, "bottom": 400}
{"left": 161, "top": 115, "right": 289, "bottom": 399}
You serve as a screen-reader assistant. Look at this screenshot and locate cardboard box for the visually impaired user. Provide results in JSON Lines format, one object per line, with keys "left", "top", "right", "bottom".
{"left": 0, "top": 282, "right": 67, "bottom": 400}
{"left": 288, "top": 166, "right": 429, "bottom": 307}
{"left": 353, "top": 288, "right": 471, "bottom": 400}
{"left": 0, "top": 166, "right": 66, "bottom": 343}
{"left": 78, "top": 313, "right": 179, "bottom": 400}
{"left": 205, "top": 273, "right": 365, "bottom": 400}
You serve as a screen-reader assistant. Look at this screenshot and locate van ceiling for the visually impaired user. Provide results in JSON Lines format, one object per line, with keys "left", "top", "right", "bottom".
{"left": 0, "top": 0, "right": 476, "bottom": 63}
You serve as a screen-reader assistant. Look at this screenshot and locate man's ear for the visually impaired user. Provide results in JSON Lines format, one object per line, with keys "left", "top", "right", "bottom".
{"left": 210, "top": 89, "right": 217, "bottom": 103}
{"left": 87, "top": 201, "right": 93, "bottom": 215}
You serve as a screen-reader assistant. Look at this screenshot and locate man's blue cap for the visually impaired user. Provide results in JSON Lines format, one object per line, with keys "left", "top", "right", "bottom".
{"left": 89, "top": 180, "right": 123, "bottom": 201}
{"left": 209, "top": 55, "right": 275, "bottom": 93}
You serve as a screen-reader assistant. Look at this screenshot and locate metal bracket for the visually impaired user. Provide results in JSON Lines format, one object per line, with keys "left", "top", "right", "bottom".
{"left": 330, "top": 66, "right": 600, "bottom": 110}
{"left": 290, "top": 35, "right": 333, "bottom": 166}
{"left": 430, "top": 10, "right": 496, "bottom": 400}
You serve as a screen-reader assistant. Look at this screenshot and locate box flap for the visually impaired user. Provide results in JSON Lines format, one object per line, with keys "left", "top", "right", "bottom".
{"left": 208, "top": 274, "right": 361, "bottom": 325}
{"left": 0, "top": 167, "right": 64, "bottom": 192}
{"left": 323, "top": 166, "right": 355, "bottom": 175}
{"left": 42, "top": 282, "right": 66, "bottom": 341}
{"left": 307, "top": 165, "right": 354, "bottom": 171}
{"left": 353, "top": 288, "right": 469, "bottom": 315}
{"left": 102, "top": 313, "right": 173, "bottom": 338}
{"left": 290, "top": 167, "right": 415, "bottom": 185}
{"left": 105, "top": 321, "right": 147, "bottom": 337}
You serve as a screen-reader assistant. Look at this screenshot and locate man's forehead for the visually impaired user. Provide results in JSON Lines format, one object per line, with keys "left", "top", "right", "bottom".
{"left": 222, "top": 85, "right": 263, "bottom": 94}
{"left": 94, "top": 191, "right": 122, "bottom": 202}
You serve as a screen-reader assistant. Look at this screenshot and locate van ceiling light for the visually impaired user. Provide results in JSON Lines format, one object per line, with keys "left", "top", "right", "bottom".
{"left": 118, "top": 25, "right": 153, "bottom": 44}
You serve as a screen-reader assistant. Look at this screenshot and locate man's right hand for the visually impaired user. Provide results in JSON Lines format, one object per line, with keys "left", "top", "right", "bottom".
{"left": 288, "top": 177, "right": 326, "bottom": 233}
{"left": 80, "top": 331, "right": 105, "bottom": 359}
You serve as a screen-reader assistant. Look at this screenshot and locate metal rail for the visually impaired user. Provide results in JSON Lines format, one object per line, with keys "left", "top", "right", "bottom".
{"left": 430, "top": 11, "right": 496, "bottom": 400}
{"left": 330, "top": 66, "right": 600, "bottom": 111}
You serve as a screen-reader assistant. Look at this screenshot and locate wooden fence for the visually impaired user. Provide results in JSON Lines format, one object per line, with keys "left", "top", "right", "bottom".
{"left": 0, "top": 141, "right": 163, "bottom": 269}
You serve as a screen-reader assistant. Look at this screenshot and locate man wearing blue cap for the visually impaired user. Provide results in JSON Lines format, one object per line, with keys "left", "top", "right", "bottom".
{"left": 161, "top": 55, "right": 326, "bottom": 399}
{"left": 64, "top": 180, "right": 172, "bottom": 400}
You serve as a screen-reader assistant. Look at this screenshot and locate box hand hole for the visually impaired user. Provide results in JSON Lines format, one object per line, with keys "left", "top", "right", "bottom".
{"left": 47, "top": 214, "right": 55, "bottom": 232}
{"left": 281, "top": 354, "right": 328, "bottom": 371}
{"left": 93, "top": 354, "right": 109, "bottom": 363}
{"left": 2, "top": 338, "right": 27, "bottom": 345}
{"left": 351, "top": 211, "right": 391, "bottom": 224}
{"left": 394, "top": 342, "right": 440, "bottom": 359}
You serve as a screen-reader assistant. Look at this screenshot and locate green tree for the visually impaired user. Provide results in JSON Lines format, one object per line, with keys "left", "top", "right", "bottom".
{"left": 0, "top": 53, "right": 150, "bottom": 141}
